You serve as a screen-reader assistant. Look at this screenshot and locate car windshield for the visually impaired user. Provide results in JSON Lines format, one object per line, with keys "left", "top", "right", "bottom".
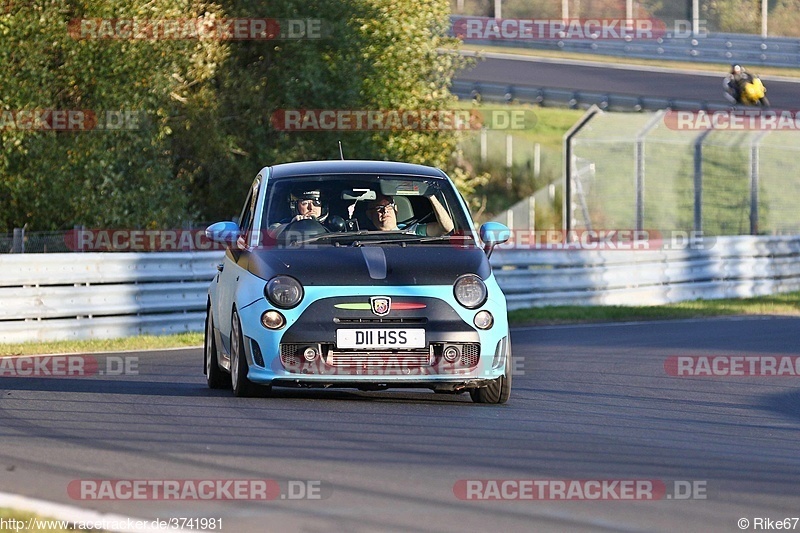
{"left": 258, "top": 174, "right": 475, "bottom": 247}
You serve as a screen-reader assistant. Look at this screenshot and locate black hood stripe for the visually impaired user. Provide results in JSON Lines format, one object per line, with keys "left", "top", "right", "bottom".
{"left": 361, "top": 247, "right": 387, "bottom": 280}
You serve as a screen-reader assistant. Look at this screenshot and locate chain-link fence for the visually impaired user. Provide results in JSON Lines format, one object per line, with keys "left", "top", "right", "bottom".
{"left": 566, "top": 108, "right": 800, "bottom": 236}
{"left": 0, "top": 229, "right": 75, "bottom": 253}
{"left": 0, "top": 223, "right": 213, "bottom": 253}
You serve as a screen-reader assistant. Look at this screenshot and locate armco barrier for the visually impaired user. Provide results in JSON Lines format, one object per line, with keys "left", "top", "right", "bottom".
{"left": 492, "top": 235, "right": 800, "bottom": 309}
{"left": 1, "top": 236, "right": 799, "bottom": 342}
{"left": 0, "top": 252, "right": 222, "bottom": 343}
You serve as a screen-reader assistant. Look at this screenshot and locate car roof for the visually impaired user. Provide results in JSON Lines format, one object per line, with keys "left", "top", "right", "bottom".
{"left": 268, "top": 160, "right": 448, "bottom": 179}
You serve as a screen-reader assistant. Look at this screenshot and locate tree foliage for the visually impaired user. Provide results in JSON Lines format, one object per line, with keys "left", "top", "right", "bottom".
{"left": 0, "top": 0, "right": 226, "bottom": 230}
{"left": 1, "top": 0, "right": 472, "bottom": 231}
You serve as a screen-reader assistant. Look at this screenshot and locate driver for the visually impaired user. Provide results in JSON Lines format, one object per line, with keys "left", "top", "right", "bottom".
{"left": 288, "top": 189, "right": 328, "bottom": 223}
{"left": 267, "top": 189, "right": 330, "bottom": 238}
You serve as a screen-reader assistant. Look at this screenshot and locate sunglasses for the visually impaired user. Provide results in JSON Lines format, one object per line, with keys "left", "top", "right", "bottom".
{"left": 367, "top": 203, "right": 395, "bottom": 214}
{"left": 298, "top": 199, "right": 322, "bottom": 207}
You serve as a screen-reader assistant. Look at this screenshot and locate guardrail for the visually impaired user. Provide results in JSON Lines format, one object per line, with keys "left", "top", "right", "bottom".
{"left": 492, "top": 235, "right": 800, "bottom": 309}
{"left": 0, "top": 252, "right": 221, "bottom": 343}
{"left": 451, "top": 79, "right": 731, "bottom": 112}
{"left": 1, "top": 236, "right": 798, "bottom": 342}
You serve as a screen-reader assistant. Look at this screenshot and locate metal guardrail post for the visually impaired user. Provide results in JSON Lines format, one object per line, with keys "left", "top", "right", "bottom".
{"left": 634, "top": 111, "right": 666, "bottom": 231}
{"left": 693, "top": 129, "right": 714, "bottom": 234}
{"left": 750, "top": 131, "right": 771, "bottom": 235}
{"left": 11, "top": 228, "right": 24, "bottom": 254}
{"left": 563, "top": 105, "right": 602, "bottom": 233}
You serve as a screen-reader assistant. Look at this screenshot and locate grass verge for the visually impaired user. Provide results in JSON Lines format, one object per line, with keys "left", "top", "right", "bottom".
{"left": 0, "top": 332, "right": 203, "bottom": 357}
{"left": 0, "top": 507, "right": 93, "bottom": 532}
{"left": 509, "top": 291, "right": 800, "bottom": 325}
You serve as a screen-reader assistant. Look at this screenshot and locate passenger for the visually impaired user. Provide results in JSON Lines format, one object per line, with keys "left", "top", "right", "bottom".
{"left": 365, "top": 192, "right": 454, "bottom": 237}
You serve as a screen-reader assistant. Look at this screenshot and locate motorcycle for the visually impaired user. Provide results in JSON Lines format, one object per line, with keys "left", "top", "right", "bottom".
{"left": 725, "top": 73, "right": 770, "bottom": 107}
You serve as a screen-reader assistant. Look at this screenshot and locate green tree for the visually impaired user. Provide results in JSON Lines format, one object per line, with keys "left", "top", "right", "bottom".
{"left": 178, "top": 0, "right": 477, "bottom": 222}
{"left": 0, "top": 0, "right": 226, "bottom": 231}
{"left": 1, "top": 0, "right": 477, "bottom": 230}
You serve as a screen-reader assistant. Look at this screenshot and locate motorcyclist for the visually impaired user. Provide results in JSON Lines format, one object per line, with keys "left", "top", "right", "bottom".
{"left": 723, "top": 64, "right": 752, "bottom": 105}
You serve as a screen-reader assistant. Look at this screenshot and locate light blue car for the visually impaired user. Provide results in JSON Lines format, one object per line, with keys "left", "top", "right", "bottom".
{"left": 204, "top": 160, "right": 512, "bottom": 403}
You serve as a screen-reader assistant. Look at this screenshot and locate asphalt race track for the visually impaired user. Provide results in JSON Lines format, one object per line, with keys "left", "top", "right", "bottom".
{"left": 455, "top": 52, "right": 800, "bottom": 109}
{"left": 1, "top": 317, "right": 799, "bottom": 532}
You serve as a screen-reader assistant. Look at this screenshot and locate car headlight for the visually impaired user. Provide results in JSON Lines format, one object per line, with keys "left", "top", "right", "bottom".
{"left": 454, "top": 274, "right": 487, "bottom": 309}
{"left": 265, "top": 276, "right": 304, "bottom": 309}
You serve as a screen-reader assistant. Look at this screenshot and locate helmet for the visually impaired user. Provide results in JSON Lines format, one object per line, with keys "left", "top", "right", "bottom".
{"left": 731, "top": 64, "right": 743, "bottom": 74}
{"left": 289, "top": 189, "right": 328, "bottom": 221}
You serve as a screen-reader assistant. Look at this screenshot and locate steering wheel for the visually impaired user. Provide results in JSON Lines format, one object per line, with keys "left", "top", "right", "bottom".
{"left": 274, "top": 218, "right": 330, "bottom": 245}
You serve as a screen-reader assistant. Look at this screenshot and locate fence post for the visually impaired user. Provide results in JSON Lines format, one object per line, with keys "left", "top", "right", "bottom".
{"left": 693, "top": 129, "right": 713, "bottom": 234}
{"left": 506, "top": 133, "right": 513, "bottom": 190}
{"left": 750, "top": 131, "right": 770, "bottom": 235}
{"left": 11, "top": 228, "right": 24, "bottom": 254}
{"left": 634, "top": 111, "right": 665, "bottom": 231}
{"left": 528, "top": 196, "right": 536, "bottom": 231}
{"left": 563, "top": 105, "right": 602, "bottom": 233}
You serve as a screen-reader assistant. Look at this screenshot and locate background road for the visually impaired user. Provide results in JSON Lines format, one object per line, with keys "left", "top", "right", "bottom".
{"left": 1, "top": 317, "right": 799, "bottom": 532}
{"left": 455, "top": 52, "right": 800, "bottom": 109}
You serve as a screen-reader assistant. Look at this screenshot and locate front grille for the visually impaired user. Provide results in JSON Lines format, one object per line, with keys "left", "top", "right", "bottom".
{"left": 280, "top": 344, "right": 301, "bottom": 367}
{"left": 333, "top": 317, "right": 427, "bottom": 324}
{"left": 461, "top": 344, "right": 480, "bottom": 367}
{"left": 328, "top": 351, "right": 432, "bottom": 368}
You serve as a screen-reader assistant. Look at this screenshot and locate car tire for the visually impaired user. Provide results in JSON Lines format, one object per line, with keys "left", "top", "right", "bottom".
{"left": 205, "top": 310, "right": 230, "bottom": 389}
{"left": 230, "top": 310, "right": 260, "bottom": 398}
{"left": 470, "top": 350, "right": 512, "bottom": 404}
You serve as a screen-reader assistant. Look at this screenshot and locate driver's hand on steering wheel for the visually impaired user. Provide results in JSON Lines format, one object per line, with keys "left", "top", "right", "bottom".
{"left": 291, "top": 214, "right": 316, "bottom": 222}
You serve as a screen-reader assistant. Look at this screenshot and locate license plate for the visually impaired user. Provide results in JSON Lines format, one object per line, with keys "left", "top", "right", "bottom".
{"left": 336, "top": 329, "right": 425, "bottom": 349}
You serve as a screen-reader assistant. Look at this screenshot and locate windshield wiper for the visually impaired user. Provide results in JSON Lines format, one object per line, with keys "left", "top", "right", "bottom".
{"left": 290, "top": 231, "right": 367, "bottom": 246}
{"left": 353, "top": 234, "right": 475, "bottom": 246}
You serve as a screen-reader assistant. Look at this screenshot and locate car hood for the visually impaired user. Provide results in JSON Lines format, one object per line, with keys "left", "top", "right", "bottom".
{"left": 241, "top": 245, "right": 491, "bottom": 286}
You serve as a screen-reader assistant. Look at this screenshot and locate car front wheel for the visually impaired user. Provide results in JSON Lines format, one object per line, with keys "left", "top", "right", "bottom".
{"left": 230, "top": 310, "right": 262, "bottom": 398}
{"left": 205, "top": 310, "right": 230, "bottom": 389}
{"left": 470, "top": 352, "right": 512, "bottom": 404}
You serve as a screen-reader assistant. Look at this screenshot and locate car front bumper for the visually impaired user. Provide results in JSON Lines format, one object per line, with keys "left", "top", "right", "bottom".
{"left": 234, "top": 284, "right": 510, "bottom": 389}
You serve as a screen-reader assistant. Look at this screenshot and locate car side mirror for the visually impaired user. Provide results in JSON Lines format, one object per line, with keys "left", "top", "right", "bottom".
{"left": 479, "top": 222, "right": 511, "bottom": 258}
{"left": 206, "top": 221, "right": 241, "bottom": 245}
